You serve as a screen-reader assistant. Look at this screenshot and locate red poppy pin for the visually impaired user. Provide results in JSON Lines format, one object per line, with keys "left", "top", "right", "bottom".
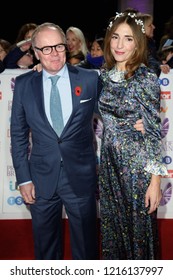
{"left": 75, "top": 86, "right": 82, "bottom": 96}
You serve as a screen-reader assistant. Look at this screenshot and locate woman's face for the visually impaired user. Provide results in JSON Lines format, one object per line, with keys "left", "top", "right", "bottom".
{"left": 110, "top": 22, "right": 136, "bottom": 70}
{"left": 165, "top": 51, "right": 173, "bottom": 62}
{"left": 144, "top": 19, "right": 155, "bottom": 38}
{"left": 24, "top": 29, "right": 35, "bottom": 40}
{"left": 66, "top": 30, "right": 81, "bottom": 54}
{"left": 0, "top": 45, "right": 7, "bottom": 60}
{"left": 90, "top": 41, "right": 103, "bottom": 57}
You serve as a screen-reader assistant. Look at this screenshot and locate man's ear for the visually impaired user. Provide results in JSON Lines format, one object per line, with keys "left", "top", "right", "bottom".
{"left": 34, "top": 50, "right": 40, "bottom": 61}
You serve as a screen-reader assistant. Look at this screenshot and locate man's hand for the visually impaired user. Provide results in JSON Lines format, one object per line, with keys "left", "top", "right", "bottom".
{"left": 19, "top": 182, "right": 36, "bottom": 204}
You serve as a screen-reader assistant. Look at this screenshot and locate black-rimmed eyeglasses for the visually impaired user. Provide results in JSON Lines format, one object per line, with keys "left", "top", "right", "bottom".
{"left": 34, "top": 44, "right": 66, "bottom": 55}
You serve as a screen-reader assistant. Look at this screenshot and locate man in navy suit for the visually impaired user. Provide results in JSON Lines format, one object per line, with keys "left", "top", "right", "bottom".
{"left": 11, "top": 22, "right": 101, "bottom": 260}
{"left": 10, "top": 22, "right": 144, "bottom": 260}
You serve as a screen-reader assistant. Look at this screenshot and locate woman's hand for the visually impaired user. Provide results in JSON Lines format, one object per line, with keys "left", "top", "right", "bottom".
{"left": 145, "top": 174, "right": 162, "bottom": 214}
{"left": 160, "top": 64, "right": 170, "bottom": 74}
{"left": 134, "top": 119, "right": 145, "bottom": 134}
{"left": 33, "top": 63, "right": 42, "bottom": 72}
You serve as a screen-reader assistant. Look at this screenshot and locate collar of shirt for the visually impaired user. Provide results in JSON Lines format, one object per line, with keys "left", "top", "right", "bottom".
{"left": 43, "top": 64, "right": 67, "bottom": 81}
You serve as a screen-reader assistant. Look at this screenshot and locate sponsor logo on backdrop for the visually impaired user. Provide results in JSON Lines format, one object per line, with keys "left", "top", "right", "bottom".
{"left": 160, "top": 106, "right": 168, "bottom": 113}
{"left": 160, "top": 91, "right": 171, "bottom": 99}
{"left": 7, "top": 196, "right": 24, "bottom": 206}
{"left": 161, "top": 117, "right": 169, "bottom": 138}
{"left": 159, "top": 77, "right": 170, "bottom": 86}
{"left": 162, "top": 141, "right": 173, "bottom": 152}
{"left": 160, "top": 182, "right": 172, "bottom": 206}
{"left": 163, "top": 156, "right": 172, "bottom": 165}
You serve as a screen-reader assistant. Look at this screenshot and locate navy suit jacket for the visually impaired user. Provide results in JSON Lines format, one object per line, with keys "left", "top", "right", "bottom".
{"left": 11, "top": 63, "right": 101, "bottom": 199}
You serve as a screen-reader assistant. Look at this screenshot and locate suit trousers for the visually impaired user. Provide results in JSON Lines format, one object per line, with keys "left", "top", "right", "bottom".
{"left": 30, "top": 162, "right": 99, "bottom": 260}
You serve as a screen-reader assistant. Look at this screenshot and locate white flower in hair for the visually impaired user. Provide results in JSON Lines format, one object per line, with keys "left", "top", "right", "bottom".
{"left": 108, "top": 21, "right": 113, "bottom": 29}
{"left": 107, "top": 12, "right": 145, "bottom": 34}
{"left": 135, "top": 19, "right": 145, "bottom": 34}
{"left": 127, "top": 13, "right": 137, "bottom": 18}
{"left": 114, "top": 12, "right": 124, "bottom": 20}
{"left": 108, "top": 12, "right": 124, "bottom": 29}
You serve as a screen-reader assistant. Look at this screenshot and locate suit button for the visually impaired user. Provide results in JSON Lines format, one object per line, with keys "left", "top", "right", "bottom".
{"left": 58, "top": 139, "right": 62, "bottom": 143}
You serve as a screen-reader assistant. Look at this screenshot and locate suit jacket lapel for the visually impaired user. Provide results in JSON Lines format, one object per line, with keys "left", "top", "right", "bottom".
{"left": 67, "top": 64, "right": 82, "bottom": 111}
{"left": 33, "top": 73, "right": 52, "bottom": 130}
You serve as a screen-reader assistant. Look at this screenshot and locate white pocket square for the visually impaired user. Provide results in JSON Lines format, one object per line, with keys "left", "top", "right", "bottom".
{"left": 80, "top": 98, "right": 92, "bottom": 103}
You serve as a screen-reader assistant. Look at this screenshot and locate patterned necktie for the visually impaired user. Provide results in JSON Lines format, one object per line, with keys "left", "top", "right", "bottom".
{"left": 49, "top": 75, "right": 64, "bottom": 135}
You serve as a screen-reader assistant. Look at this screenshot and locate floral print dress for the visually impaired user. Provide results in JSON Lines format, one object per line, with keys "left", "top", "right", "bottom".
{"left": 98, "top": 64, "right": 167, "bottom": 260}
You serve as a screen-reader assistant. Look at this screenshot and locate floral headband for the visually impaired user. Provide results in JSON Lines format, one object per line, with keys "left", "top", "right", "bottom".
{"left": 108, "top": 12, "right": 145, "bottom": 34}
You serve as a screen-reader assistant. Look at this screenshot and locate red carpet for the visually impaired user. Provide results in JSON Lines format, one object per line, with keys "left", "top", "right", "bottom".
{"left": 0, "top": 219, "right": 72, "bottom": 260}
{"left": 0, "top": 219, "right": 172, "bottom": 260}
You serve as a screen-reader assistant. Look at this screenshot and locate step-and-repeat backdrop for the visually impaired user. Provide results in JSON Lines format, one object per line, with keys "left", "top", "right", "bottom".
{"left": 0, "top": 69, "right": 173, "bottom": 219}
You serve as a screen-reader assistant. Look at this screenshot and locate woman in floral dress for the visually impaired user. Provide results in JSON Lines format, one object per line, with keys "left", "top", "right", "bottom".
{"left": 98, "top": 12, "right": 168, "bottom": 260}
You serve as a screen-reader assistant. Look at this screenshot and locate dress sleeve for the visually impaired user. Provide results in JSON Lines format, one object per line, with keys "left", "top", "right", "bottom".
{"left": 135, "top": 70, "right": 168, "bottom": 176}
